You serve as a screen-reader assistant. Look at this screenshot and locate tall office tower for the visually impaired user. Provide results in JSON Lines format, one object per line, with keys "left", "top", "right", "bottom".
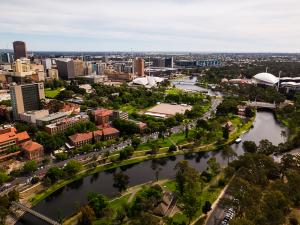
{"left": 96, "top": 62, "right": 107, "bottom": 75}
{"left": 152, "top": 57, "right": 165, "bottom": 67}
{"left": 13, "top": 41, "right": 27, "bottom": 59}
{"left": 83, "top": 55, "right": 91, "bottom": 62}
{"left": 42, "top": 58, "right": 52, "bottom": 71}
{"left": 73, "top": 59, "right": 84, "bottom": 76}
{"left": 165, "top": 57, "right": 174, "bottom": 68}
{"left": 1, "top": 52, "right": 13, "bottom": 63}
{"left": 135, "top": 58, "right": 145, "bottom": 76}
{"left": 55, "top": 58, "right": 75, "bottom": 80}
{"left": 10, "top": 83, "right": 45, "bottom": 120}
{"left": 84, "top": 62, "right": 93, "bottom": 75}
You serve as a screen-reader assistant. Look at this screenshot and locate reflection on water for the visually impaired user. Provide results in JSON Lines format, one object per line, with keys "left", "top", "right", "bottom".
{"left": 171, "top": 76, "right": 221, "bottom": 96}
{"left": 16, "top": 111, "right": 287, "bottom": 225}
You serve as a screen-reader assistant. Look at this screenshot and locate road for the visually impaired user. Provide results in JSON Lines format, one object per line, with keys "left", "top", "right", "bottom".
{"left": 1, "top": 98, "right": 222, "bottom": 195}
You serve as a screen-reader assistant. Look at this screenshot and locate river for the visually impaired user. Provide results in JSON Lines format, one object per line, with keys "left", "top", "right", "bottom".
{"left": 171, "top": 76, "right": 222, "bottom": 96}
{"left": 16, "top": 111, "right": 287, "bottom": 225}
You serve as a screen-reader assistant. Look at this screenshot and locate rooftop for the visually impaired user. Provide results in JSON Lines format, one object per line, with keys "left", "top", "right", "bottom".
{"left": 0, "top": 128, "right": 29, "bottom": 143}
{"left": 21, "top": 140, "right": 43, "bottom": 152}
{"left": 145, "top": 103, "right": 192, "bottom": 118}
{"left": 69, "top": 132, "right": 93, "bottom": 143}
{"left": 94, "top": 108, "right": 113, "bottom": 117}
{"left": 38, "top": 112, "right": 68, "bottom": 122}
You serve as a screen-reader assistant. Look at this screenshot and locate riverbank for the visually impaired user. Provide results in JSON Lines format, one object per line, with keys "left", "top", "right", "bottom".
{"left": 63, "top": 170, "right": 225, "bottom": 225}
{"left": 26, "top": 115, "right": 254, "bottom": 209}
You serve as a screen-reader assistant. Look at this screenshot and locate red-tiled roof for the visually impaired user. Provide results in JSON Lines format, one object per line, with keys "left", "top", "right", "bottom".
{"left": 94, "top": 108, "right": 113, "bottom": 117}
{"left": 69, "top": 132, "right": 93, "bottom": 143}
{"left": 21, "top": 140, "right": 43, "bottom": 152}
{"left": 102, "top": 127, "right": 119, "bottom": 136}
{"left": 0, "top": 128, "right": 30, "bottom": 143}
{"left": 93, "top": 130, "right": 103, "bottom": 137}
{"left": 16, "top": 131, "right": 30, "bottom": 142}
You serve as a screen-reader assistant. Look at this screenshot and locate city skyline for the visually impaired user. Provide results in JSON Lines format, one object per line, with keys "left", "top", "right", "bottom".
{"left": 0, "top": 0, "right": 300, "bottom": 52}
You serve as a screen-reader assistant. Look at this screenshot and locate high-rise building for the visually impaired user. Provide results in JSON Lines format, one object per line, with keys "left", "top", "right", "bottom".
{"left": 10, "top": 83, "right": 45, "bottom": 120}
{"left": 13, "top": 41, "right": 27, "bottom": 59}
{"left": 73, "top": 59, "right": 84, "bottom": 76}
{"left": 84, "top": 62, "right": 93, "bottom": 75}
{"left": 96, "top": 63, "right": 107, "bottom": 75}
{"left": 135, "top": 58, "right": 145, "bottom": 76}
{"left": 55, "top": 58, "right": 75, "bottom": 79}
{"left": 1, "top": 52, "right": 13, "bottom": 64}
{"left": 152, "top": 57, "right": 165, "bottom": 67}
{"left": 165, "top": 57, "right": 174, "bottom": 68}
{"left": 42, "top": 58, "right": 52, "bottom": 71}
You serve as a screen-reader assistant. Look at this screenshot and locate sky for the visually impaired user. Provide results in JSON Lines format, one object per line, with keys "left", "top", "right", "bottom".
{"left": 0, "top": 0, "right": 299, "bottom": 52}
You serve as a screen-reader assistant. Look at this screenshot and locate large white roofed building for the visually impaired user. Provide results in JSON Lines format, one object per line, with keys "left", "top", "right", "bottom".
{"left": 252, "top": 72, "right": 279, "bottom": 86}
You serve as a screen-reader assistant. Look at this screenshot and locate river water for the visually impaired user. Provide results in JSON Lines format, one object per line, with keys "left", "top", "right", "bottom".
{"left": 171, "top": 76, "right": 222, "bottom": 96}
{"left": 16, "top": 111, "right": 287, "bottom": 225}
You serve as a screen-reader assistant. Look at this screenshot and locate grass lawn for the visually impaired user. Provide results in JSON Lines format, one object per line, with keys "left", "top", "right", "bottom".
{"left": 137, "top": 138, "right": 173, "bottom": 151}
{"left": 162, "top": 180, "right": 177, "bottom": 192}
{"left": 45, "top": 88, "right": 63, "bottom": 98}
{"left": 165, "top": 88, "right": 184, "bottom": 95}
{"left": 119, "top": 104, "right": 138, "bottom": 114}
{"left": 109, "top": 193, "right": 131, "bottom": 211}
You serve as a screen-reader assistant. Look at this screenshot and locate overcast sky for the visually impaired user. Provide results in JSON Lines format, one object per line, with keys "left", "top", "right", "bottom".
{"left": 0, "top": 0, "right": 299, "bottom": 52}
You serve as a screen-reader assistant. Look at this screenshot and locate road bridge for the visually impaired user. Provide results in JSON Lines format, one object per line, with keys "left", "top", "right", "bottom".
{"left": 11, "top": 201, "right": 61, "bottom": 225}
{"left": 246, "top": 101, "right": 276, "bottom": 109}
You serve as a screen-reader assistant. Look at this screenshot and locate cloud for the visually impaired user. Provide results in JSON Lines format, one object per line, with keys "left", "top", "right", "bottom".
{"left": 0, "top": 0, "right": 299, "bottom": 52}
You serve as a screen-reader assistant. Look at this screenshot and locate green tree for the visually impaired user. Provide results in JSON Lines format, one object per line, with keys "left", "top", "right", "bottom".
{"left": 78, "top": 205, "right": 96, "bottom": 225}
{"left": 221, "top": 146, "right": 237, "bottom": 164}
{"left": 168, "top": 144, "right": 177, "bottom": 153}
{"left": 44, "top": 166, "right": 63, "bottom": 184}
{"left": 131, "top": 137, "right": 141, "bottom": 150}
{"left": 245, "top": 106, "right": 255, "bottom": 118}
{"left": 23, "top": 160, "right": 38, "bottom": 174}
{"left": 258, "top": 139, "right": 277, "bottom": 155}
{"left": 243, "top": 141, "right": 257, "bottom": 153}
{"left": 202, "top": 200, "right": 212, "bottom": 214}
{"left": 63, "top": 160, "right": 82, "bottom": 176}
{"left": 150, "top": 142, "right": 159, "bottom": 155}
{"left": 87, "top": 192, "right": 108, "bottom": 218}
{"left": 207, "top": 157, "right": 221, "bottom": 175}
{"left": 222, "top": 126, "right": 230, "bottom": 140}
{"left": 0, "top": 171, "right": 9, "bottom": 185}
{"left": 174, "top": 161, "right": 203, "bottom": 223}
{"left": 119, "top": 146, "right": 134, "bottom": 160}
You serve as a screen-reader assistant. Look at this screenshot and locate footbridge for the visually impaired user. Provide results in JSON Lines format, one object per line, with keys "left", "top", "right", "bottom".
{"left": 11, "top": 201, "right": 61, "bottom": 225}
{"left": 173, "top": 81, "right": 196, "bottom": 85}
{"left": 246, "top": 101, "right": 276, "bottom": 109}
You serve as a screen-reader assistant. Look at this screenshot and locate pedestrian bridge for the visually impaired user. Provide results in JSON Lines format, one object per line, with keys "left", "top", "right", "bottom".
{"left": 173, "top": 81, "right": 196, "bottom": 85}
{"left": 246, "top": 101, "right": 276, "bottom": 109}
{"left": 11, "top": 201, "right": 61, "bottom": 225}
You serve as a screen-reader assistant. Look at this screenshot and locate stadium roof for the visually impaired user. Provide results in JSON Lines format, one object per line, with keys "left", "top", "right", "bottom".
{"left": 253, "top": 72, "right": 279, "bottom": 85}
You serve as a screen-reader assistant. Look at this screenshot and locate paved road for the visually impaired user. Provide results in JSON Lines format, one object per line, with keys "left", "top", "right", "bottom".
{"left": 1, "top": 98, "right": 222, "bottom": 194}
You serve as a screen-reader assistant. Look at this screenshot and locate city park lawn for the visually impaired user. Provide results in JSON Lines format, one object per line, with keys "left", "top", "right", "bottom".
{"left": 136, "top": 132, "right": 192, "bottom": 151}
{"left": 109, "top": 193, "right": 131, "bottom": 211}
{"left": 119, "top": 104, "right": 139, "bottom": 114}
{"left": 45, "top": 88, "right": 63, "bottom": 98}
{"left": 165, "top": 87, "right": 184, "bottom": 95}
